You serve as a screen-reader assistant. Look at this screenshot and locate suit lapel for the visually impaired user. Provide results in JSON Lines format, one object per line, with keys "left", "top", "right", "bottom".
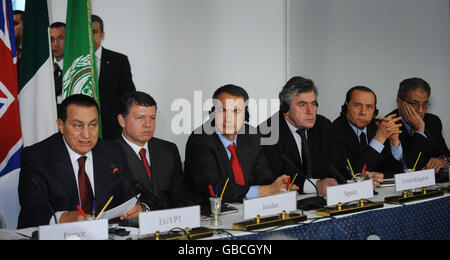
{"left": 52, "top": 134, "right": 79, "bottom": 204}
{"left": 279, "top": 115, "right": 303, "bottom": 169}
{"left": 147, "top": 140, "right": 161, "bottom": 193}
{"left": 117, "top": 137, "right": 153, "bottom": 192}
{"left": 99, "top": 48, "right": 110, "bottom": 88}
{"left": 236, "top": 134, "right": 253, "bottom": 185}
{"left": 92, "top": 144, "right": 111, "bottom": 213}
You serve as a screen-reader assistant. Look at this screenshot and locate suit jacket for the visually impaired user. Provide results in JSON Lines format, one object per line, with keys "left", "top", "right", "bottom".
{"left": 259, "top": 112, "right": 345, "bottom": 193}
{"left": 115, "top": 136, "right": 193, "bottom": 209}
{"left": 99, "top": 48, "right": 136, "bottom": 140}
{"left": 329, "top": 115, "right": 403, "bottom": 179}
{"left": 184, "top": 122, "right": 276, "bottom": 204}
{"left": 388, "top": 109, "right": 450, "bottom": 170}
{"left": 18, "top": 133, "right": 136, "bottom": 229}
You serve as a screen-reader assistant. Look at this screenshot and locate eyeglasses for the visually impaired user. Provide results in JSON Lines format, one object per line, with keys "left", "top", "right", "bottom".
{"left": 403, "top": 100, "right": 430, "bottom": 110}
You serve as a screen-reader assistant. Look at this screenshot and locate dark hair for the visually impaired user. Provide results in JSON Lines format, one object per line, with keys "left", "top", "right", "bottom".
{"left": 118, "top": 91, "right": 157, "bottom": 119}
{"left": 397, "top": 77, "right": 431, "bottom": 100}
{"left": 279, "top": 76, "right": 318, "bottom": 113}
{"left": 211, "top": 84, "right": 250, "bottom": 122}
{"left": 341, "top": 86, "right": 379, "bottom": 117}
{"left": 58, "top": 94, "right": 99, "bottom": 122}
{"left": 91, "top": 14, "right": 104, "bottom": 33}
{"left": 13, "top": 10, "right": 24, "bottom": 21}
{"left": 50, "top": 22, "right": 66, "bottom": 29}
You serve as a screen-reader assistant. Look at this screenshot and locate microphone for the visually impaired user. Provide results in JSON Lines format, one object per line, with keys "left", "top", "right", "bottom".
{"left": 110, "top": 164, "right": 168, "bottom": 210}
{"left": 281, "top": 155, "right": 326, "bottom": 211}
{"left": 328, "top": 162, "right": 347, "bottom": 184}
{"left": 31, "top": 178, "right": 58, "bottom": 225}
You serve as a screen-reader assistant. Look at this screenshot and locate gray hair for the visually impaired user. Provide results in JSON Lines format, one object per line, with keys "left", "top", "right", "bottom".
{"left": 279, "top": 76, "right": 318, "bottom": 112}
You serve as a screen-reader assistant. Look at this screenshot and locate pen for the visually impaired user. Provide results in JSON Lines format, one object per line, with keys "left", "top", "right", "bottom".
{"left": 76, "top": 205, "right": 87, "bottom": 220}
{"left": 96, "top": 195, "right": 114, "bottom": 220}
{"left": 220, "top": 178, "right": 230, "bottom": 199}
{"left": 361, "top": 164, "right": 367, "bottom": 176}
{"left": 286, "top": 176, "right": 291, "bottom": 190}
{"left": 413, "top": 152, "right": 422, "bottom": 171}
{"left": 208, "top": 184, "right": 215, "bottom": 197}
{"left": 347, "top": 159, "right": 356, "bottom": 179}
{"left": 288, "top": 174, "right": 298, "bottom": 191}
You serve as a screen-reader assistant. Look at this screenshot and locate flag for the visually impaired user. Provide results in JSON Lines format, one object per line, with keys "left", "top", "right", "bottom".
{"left": 63, "top": 0, "right": 102, "bottom": 136}
{"left": 0, "top": 0, "right": 22, "bottom": 229}
{"left": 18, "top": 0, "right": 57, "bottom": 147}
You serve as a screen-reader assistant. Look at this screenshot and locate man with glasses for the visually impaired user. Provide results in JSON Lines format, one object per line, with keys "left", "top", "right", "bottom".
{"left": 390, "top": 77, "right": 450, "bottom": 174}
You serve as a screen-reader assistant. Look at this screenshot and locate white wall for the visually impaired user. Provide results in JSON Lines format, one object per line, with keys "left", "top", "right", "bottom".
{"left": 47, "top": 0, "right": 450, "bottom": 158}
{"left": 288, "top": 0, "right": 450, "bottom": 142}
{"left": 48, "top": 0, "right": 287, "bottom": 159}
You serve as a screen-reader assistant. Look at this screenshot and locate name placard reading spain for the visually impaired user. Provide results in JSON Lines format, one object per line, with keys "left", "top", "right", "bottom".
{"left": 326, "top": 180, "right": 373, "bottom": 206}
{"left": 243, "top": 191, "right": 297, "bottom": 220}
{"left": 394, "top": 169, "right": 435, "bottom": 192}
{"left": 139, "top": 205, "right": 200, "bottom": 235}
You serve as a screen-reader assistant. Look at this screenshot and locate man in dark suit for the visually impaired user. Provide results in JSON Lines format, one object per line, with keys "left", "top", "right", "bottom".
{"left": 389, "top": 77, "right": 449, "bottom": 174}
{"left": 185, "top": 85, "right": 297, "bottom": 204}
{"left": 329, "top": 86, "right": 403, "bottom": 182}
{"left": 18, "top": 94, "right": 142, "bottom": 229}
{"left": 259, "top": 77, "right": 345, "bottom": 196}
{"left": 115, "top": 91, "right": 192, "bottom": 209}
{"left": 92, "top": 15, "right": 136, "bottom": 140}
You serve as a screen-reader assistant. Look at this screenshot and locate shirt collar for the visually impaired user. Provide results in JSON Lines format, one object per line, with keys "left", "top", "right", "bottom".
{"left": 122, "top": 134, "right": 148, "bottom": 155}
{"left": 347, "top": 120, "right": 367, "bottom": 137}
{"left": 95, "top": 46, "right": 103, "bottom": 61}
{"left": 62, "top": 136, "right": 93, "bottom": 163}
{"left": 217, "top": 130, "right": 238, "bottom": 149}
{"left": 285, "top": 118, "right": 308, "bottom": 137}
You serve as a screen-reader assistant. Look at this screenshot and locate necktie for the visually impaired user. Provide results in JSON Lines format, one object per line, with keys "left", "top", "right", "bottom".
{"left": 54, "top": 63, "right": 62, "bottom": 96}
{"left": 139, "top": 148, "right": 152, "bottom": 182}
{"left": 296, "top": 129, "right": 313, "bottom": 178}
{"left": 227, "top": 144, "right": 245, "bottom": 186}
{"left": 359, "top": 132, "right": 368, "bottom": 151}
{"left": 77, "top": 156, "right": 94, "bottom": 214}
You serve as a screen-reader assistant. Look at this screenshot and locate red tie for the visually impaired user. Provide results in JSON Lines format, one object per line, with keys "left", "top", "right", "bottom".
{"left": 77, "top": 156, "right": 94, "bottom": 214}
{"left": 139, "top": 148, "right": 152, "bottom": 182}
{"left": 227, "top": 144, "right": 245, "bottom": 186}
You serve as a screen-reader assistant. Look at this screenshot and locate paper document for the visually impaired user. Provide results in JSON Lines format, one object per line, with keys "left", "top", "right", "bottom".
{"left": 98, "top": 197, "right": 138, "bottom": 220}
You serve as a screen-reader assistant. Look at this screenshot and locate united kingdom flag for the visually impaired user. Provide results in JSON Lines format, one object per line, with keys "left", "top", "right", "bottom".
{"left": 0, "top": 0, "right": 22, "bottom": 178}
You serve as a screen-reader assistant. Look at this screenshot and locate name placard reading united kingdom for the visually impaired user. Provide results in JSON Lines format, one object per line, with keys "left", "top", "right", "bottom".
{"left": 394, "top": 169, "right": 435, "bottom": 192}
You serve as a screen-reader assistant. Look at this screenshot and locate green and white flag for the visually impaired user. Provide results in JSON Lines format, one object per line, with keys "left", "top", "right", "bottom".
{"left": 18, "top": 0, "right": 57, "bottom": 146}
{"left": 63, "top": 0, "right": 102, "bottom": 135}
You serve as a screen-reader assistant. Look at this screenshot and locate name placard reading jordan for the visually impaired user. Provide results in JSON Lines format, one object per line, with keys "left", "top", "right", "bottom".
{"left": 394, "top": 169, "right": 435, "bottom": 192}
{"left": 243, "top": 191, "right": 297, "bottom": 220}
{"left": 326, "top": 180, "right": 373, "bottom": 206}
{"left": 139, "top": 205, "right": 200, "bottom": 235}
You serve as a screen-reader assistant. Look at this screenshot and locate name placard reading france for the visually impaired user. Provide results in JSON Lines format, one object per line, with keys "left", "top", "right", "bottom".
{"left": 243, "top": 191, "right": 296, "bottom": 220}
{"left": 139, "top": 205, "right": 200, "bottom": 234}
{"left": 394, "top": 169, "right": 435, "bottom": 192}
{"left": 38, "top": 219, "right": 108, "bottom": 240}
{"left": 326, "top": 180, "right": 373, "bottom": 206}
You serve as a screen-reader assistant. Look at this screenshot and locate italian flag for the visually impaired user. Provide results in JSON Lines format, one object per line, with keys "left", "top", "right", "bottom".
{"left": 18, "top": 0, "right": 57, "bottom": 147}
{"left": 63, "top": 0, "right": 102, "bottom": 137}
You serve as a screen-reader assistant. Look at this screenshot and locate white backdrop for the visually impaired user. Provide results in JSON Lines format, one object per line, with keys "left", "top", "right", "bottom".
{"left": 48, "top": 0, "right": 450, "bottom": 159}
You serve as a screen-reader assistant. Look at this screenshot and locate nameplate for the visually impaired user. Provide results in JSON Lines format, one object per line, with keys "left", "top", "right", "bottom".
{"left": 243, "top": 191, "right": 296, "bottom": 220}
{"left": 38, "top": 219, "right": 108, "bottom": 240}
{"left": 326, "top": 180, "right": 373, "bottom": 206}
{"left": 139, "top": 205, "right": 200, "bottom": 235}
{"left": 394, "top": 169, "right": 435, "bottom": 192}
